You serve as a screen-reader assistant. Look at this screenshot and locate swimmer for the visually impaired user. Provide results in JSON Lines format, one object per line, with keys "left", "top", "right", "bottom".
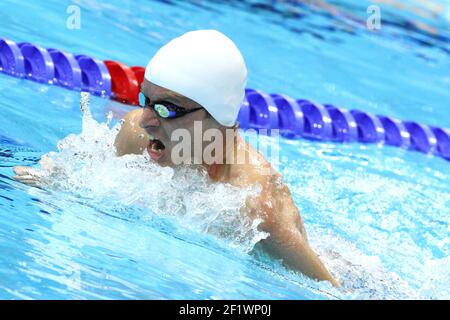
{"left": 14, "top": 30, "right": 339, "bottom": 287}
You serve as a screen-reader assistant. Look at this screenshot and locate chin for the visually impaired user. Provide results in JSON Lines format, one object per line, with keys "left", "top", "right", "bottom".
{"left": 155, "top": 159, "right": 172, "bottom": 167}
{"left": 152, "top": 151, "right": 174, "bottom": 167}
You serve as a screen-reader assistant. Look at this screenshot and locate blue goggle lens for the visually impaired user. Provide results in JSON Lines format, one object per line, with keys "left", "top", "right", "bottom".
{"left": 139, "top": 92, "right": 146, "bottom": 107}
{"left": 154, "top": 104, "right": 171, "bottom": 118}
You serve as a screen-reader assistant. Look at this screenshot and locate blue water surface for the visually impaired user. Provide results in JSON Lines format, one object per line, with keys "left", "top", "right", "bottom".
{"left": 0, "top": 0, "right": 449, "bottom": 299}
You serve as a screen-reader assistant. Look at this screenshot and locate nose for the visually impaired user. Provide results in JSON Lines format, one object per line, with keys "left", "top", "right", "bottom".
{"left": 139, "top": 106, "right": 161, "bottom": 129}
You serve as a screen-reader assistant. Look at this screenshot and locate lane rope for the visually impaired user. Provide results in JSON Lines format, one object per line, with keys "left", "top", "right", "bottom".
{"left": 1, "top": 37, "right": 449, "bottom": 161}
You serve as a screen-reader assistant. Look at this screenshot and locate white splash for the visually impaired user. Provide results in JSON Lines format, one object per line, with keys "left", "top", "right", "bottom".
{"left": 37, "top": 92, "right": 268, "bottom": 253}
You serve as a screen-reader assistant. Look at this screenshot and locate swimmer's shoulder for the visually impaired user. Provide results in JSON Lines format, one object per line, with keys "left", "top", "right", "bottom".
{"left": 114, "top": 108, "right": 148, "bottom": 156}
{"left": 124, "top": 107, "right": 144, "bottom": 120}
{"left": 230, "top": 136, "right": 280, "bottom": 186}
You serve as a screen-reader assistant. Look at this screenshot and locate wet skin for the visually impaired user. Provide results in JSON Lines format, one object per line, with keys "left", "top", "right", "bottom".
{"left": 113, "top": 80, "right": 339, "bottom": 286}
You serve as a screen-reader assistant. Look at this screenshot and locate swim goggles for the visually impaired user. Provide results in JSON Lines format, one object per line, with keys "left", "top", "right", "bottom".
{"left": 139, "top": 92, "right": 203, "bottom": 119}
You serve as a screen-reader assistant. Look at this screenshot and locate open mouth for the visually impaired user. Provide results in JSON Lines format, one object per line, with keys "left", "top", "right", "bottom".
{"left": 147, "top": 136, "right": 166, "bottom": 161}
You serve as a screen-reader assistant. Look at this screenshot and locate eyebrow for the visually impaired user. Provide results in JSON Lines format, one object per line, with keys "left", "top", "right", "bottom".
{"left": 141, "top": 89, "right": 189, "bottom": 108}
{"left": 159, "top": 96, "right": 183, "bottom": 106}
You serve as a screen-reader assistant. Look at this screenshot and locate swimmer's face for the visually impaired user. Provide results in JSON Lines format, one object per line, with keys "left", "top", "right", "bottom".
{"left": 139, "top": 80, "right": 218, "bottom": 166}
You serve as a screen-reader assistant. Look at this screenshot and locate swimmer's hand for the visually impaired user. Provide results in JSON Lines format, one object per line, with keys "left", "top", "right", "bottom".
{"left": 12, "top": 156, "right": 54, "bottom": 188}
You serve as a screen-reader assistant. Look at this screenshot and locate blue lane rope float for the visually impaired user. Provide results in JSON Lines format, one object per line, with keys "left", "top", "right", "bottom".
{"left": 0, "top": 37, "right": 449, "bottom": 162}
{"left": 0, "top": 39, "right": 25, "bottom": 76}
{"left": 18, "top": 42, "right": 55, "bottom": 83}
{"left": 47, "top": 48, "right": 82, "bottom": 89}
{"left": 75, "top": 54, "right": 111, "bottom": 96}
{"left": 0, "top": 38, "right": 111, "bottom": 95}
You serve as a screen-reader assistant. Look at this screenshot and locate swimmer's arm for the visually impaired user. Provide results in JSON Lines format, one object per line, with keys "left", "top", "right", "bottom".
{"left": 259, "top": 180, "right": 339, "bottom": 287}
{"left": 13, "top": 166, "right": 43, "bottom": 188}
{"left": 114, "top": 108, "right": 149, "bottom": 156}
{"left": 263, "top": 224, "right": 339, "bottom": 287}
{"left": 12, "top": 156, "right": 54, "bottom": 188}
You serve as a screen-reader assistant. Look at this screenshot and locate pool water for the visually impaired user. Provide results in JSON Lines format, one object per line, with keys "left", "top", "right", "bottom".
{"left": 1, "top": 0, "right": 449, "bottom": 299}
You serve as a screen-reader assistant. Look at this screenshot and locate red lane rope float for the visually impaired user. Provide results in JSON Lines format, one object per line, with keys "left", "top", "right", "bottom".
{"left": 131, "top": 66, "right": 145, "bottom": 86}
{"left": 104, "top": 61, "right": 141, "bottom": 105}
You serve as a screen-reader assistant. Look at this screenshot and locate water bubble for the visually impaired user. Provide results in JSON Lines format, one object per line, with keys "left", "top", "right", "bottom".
{"left": 106, "top": 111, "right": 113, "bottom": 126}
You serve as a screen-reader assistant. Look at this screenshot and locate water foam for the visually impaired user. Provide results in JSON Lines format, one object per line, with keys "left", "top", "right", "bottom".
{"left": 36, "top": 93, "right": 268, "bottom": 253}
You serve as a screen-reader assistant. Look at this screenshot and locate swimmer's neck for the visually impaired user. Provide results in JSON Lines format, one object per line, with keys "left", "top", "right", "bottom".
{"left": 204, "top": 132, "right": 242, "bottom": 182}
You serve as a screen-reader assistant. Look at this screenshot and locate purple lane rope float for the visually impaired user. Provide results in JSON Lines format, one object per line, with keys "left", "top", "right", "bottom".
{"left": 0, "top": 37, "right": 449, "bottom": 161}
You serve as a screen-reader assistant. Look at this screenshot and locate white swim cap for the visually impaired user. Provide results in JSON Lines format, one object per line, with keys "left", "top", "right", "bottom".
{"left": 145, "top": 30, "right": 247, "bottom": 126}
